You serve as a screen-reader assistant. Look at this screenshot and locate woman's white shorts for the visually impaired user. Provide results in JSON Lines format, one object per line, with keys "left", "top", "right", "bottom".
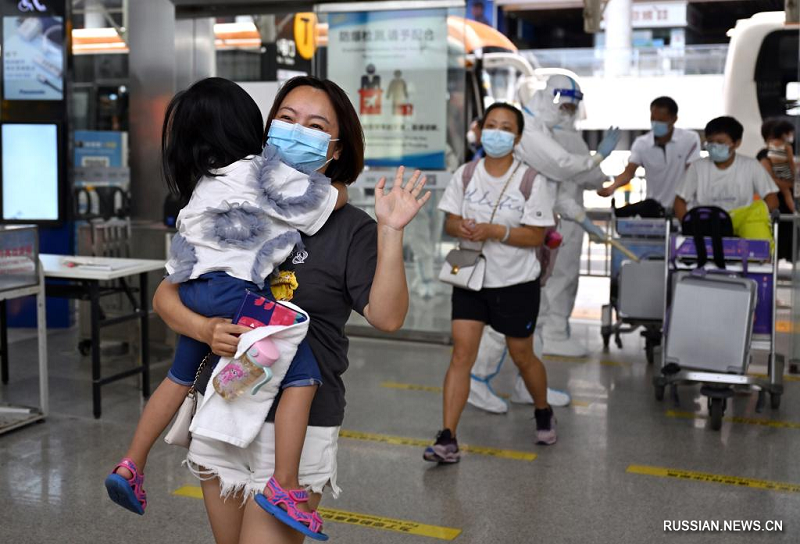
{"left": 186, "top": 423, "right": 341, "bottom": 503}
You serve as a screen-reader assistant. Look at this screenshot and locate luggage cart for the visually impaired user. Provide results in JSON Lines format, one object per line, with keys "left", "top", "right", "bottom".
{"left": 601, "top": 216, "right": 669, "bottom": 364}
{"left": 653, "top": 219, "right": 783, "bottom": 431}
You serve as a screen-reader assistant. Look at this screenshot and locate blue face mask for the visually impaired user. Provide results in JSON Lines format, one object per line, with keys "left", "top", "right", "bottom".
{"left": 707, "top": 142, "right": 732, "bottom": 163}
{"left": 651, "top": 121, "right": 671, "bottom": 138}
{"left": 267, "top": 119, "right": 339, "bottom": 171}
{"left": 481, "top": 129, "right": 516, "bottom": 158}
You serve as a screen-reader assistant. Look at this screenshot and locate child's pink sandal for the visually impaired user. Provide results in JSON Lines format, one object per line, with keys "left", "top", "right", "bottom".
{"left": 104, "top": 458, "right": 147, "bottom": 515}
{"left": 255, "top": 477, "right": 328, "bottom": 541}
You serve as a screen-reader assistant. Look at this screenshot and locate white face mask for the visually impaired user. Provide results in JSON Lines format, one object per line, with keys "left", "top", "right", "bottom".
{"left": 466, "top": 129, "right": 478, "bottom": 146}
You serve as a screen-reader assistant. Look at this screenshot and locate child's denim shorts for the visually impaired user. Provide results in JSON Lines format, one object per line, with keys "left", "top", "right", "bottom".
{"left": 167, "top": 271, "right": 321, "bottom": 390}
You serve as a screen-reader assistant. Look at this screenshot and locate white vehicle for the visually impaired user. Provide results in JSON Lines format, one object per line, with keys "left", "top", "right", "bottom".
{"left": 723, "top": 11, "right": 799, "bottom": 157}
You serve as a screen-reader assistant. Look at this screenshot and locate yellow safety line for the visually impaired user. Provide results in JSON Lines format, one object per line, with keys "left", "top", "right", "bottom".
{"left": 381, "top": 381, "right": 443, "bottom": 394}
{"left": 626, "top": 465, "right": 800, "bottom": 494}
{"left": 599, "top": 360, "right": 630, "bottom": 367}
{"left": 339, "top": 429, "right": 537, "bottom": 461}
{"left": 776, "top": 319, "right": 798, "bottom": 333}
{"left": 543, "top": 354, "right": 592, "bottom": 363}
{"left": 380, "top": 381, "right": 591, "bottom": 407}
{"left": 666, "top": 410, "right": 800, "bottom": 430}
{"left": 173, "top": 486, "right": 461, "bottom": 540}
{"left": 747, "top": 372, "right": 800, "bottom": 383}
{"left": 316, "top": 508, "right": 461, "bottom": 540}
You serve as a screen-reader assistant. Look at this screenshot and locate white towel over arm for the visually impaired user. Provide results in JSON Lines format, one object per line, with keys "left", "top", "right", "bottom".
{"left": 190, "top": 301, "right": 310, "bottom": 448}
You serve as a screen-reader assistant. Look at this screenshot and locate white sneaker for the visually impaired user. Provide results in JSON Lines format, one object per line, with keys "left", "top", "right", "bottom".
{"left": 542, "top": 336, "right": 589, "bottom": 358}
{"left": 510, "top": 375, "right": 572, "bottom": 407}
{"left": 547, "top": 388, "right": 571, "bottom": 407}
{"left": 467, "top": 378, "right": 508, "bottom": 414}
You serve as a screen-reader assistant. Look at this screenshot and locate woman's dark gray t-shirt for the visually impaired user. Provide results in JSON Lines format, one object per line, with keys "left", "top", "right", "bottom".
{"left": 266, "top": 203, "right": 378, "bottom": 427}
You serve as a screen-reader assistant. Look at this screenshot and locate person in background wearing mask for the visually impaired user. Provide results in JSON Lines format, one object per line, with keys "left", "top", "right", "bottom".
{"left": 674, "top": 116, "right": 778, "bottom": 221}
{"left": 428, "top": 102, "right": 558, "bottom": 462}
{"left": 466, "top": 75, "right": 614, "bottom": 413}
{"left": 758, "top": 119, "right": 796, "bottom": 261}
{"left": 598, "top": 96, "right": 701, "bottom": 212}
{"left": 466, "top": 118, "right": 484, "bottom": 161}
{"left": 758, "top": 119, "right": 796, "bottom": 214}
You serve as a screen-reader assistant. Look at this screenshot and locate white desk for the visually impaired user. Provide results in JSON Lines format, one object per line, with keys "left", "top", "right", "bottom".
{"left": 39, "top": 254, "right": 164, "bottom": 418}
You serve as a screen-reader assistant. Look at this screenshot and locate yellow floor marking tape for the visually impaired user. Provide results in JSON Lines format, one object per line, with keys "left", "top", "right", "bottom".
{"left": 666, "top": 410, "right": 800, "bottom": 430}
{"left": 599, "top": 360, "right": 630, "bottom": 367}
{"left": 381, "top": 381, "right": 443, "bottom": 393}
{"left": 776, "top": 320, "right": 798, "bottom": 334}
{"left": 316, "top": 508, "right": 461, "bottom": 540}
{"left": 543, "top": 354, "right": 592, "bottom": 363}
{"left": 380, "top": 381, "right": 591, "bottom": 407}
{"left": 747, "top": 372, "right": 800, "bottom": 383}
{"left": 626, "top": 465, "right": 800, "bottom": 494}
{"left": 339, "top": 429, "right": 536, "bottom": 461}
{"left": 174, "top": 485, "right": 204, "bottom": 500}
{"left": 173, "top": 486, "right": 461, "bottom": 540}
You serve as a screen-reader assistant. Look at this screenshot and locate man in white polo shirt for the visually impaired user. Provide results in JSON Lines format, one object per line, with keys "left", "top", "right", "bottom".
{"left": 598, "top": 96, "right": 701, "bottom": 210}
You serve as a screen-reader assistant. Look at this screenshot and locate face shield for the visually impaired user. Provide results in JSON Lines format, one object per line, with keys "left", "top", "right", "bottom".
{"left": 523, "top": 74, "right": 584, "bottom": 129}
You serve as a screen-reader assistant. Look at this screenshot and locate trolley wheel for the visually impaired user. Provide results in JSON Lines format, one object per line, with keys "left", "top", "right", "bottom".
{"left": 770, "top": 393, "right": 781, "bottom": 410}
{"left": 78, "top": 340, "right": 92, "bottom": 357}
{"left": 652, "top": 376, "right": 667, "bottom": 402}
{"left": 709, "top": 398, "right": 725, "bottom": 431}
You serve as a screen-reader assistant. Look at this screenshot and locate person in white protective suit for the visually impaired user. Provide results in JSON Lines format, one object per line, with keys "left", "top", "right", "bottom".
{"left": 518, "top": 74, "right": 618, "bottom": 358}
{"left": 468, "top": 75, "right": 619, "bottom": 413}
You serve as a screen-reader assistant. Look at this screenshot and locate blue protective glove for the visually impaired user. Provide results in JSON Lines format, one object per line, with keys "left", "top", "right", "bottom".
{"left": 580, "top": 216, "right": 606, "bottom": 242}
{"left": 596, "top": 127, "right": 621, "bottom": 159}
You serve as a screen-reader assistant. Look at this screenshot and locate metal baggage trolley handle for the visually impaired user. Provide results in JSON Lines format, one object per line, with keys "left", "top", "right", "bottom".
{"left": 653, "top": 217, "right": 784, "bottom": 432}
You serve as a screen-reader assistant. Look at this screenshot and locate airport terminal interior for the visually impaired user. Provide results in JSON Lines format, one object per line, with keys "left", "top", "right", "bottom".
{"left": 1, "top": 0, "right": 800, "bottom": 543}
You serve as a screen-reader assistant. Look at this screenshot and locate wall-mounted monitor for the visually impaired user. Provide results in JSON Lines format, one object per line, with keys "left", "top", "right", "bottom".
{"left": 1, "top": 123, "right": 62, "bottom": 224}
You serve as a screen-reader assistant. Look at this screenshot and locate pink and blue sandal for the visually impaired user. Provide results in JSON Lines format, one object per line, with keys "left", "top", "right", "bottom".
{"left": 104, "top": 458, "right": 147, "bottom": 515}
{"left": 255, "top": 477, "right": 328, "bottom": 541}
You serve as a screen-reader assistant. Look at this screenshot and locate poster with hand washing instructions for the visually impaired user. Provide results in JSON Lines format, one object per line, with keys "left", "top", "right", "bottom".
{"left": 327, "top": 9, "right": 448, "bottom": 169}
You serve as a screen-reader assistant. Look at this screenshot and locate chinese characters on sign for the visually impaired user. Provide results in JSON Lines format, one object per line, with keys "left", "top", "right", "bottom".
{"left": 327, "top": 9, "right": 448, "bottom": 169}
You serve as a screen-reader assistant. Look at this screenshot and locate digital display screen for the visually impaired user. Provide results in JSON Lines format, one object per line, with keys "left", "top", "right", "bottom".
{"left": 2, "top": 123, "right": 59, "bottom": 221}
{"left": 3, "top": 15, "right": 64, "bottom": 100}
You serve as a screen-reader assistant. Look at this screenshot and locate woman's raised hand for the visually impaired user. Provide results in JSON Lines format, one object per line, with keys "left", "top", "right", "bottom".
{"left": 374, "top": 166, "right": 432, "bottom": 231}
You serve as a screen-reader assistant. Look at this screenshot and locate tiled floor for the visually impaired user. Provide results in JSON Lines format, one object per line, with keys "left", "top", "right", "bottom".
{"left": 1, "top": 315, "right": 799, "bottom": 543}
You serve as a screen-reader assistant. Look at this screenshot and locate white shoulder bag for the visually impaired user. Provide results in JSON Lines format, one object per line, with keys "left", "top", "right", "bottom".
{"left": 164, "top": 353, "right": 210, "bottom": 449}
{"left": 438, "top": 162, "right": 521, "bottom": 291}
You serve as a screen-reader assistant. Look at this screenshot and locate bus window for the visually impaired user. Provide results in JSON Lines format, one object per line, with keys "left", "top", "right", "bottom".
{"left": 755, "top": 30, "right": 799, "bottom": 119}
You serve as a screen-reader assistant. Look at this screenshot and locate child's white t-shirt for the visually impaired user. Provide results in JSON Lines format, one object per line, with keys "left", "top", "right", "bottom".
{"left": 675, "top": 155, "right": 778, "bottom": 212}
{"left": 438, "top": 158, "right": 556, "bottom": 288}
{"left": 165, "top": 149, "right": 338, "bottom": 287}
